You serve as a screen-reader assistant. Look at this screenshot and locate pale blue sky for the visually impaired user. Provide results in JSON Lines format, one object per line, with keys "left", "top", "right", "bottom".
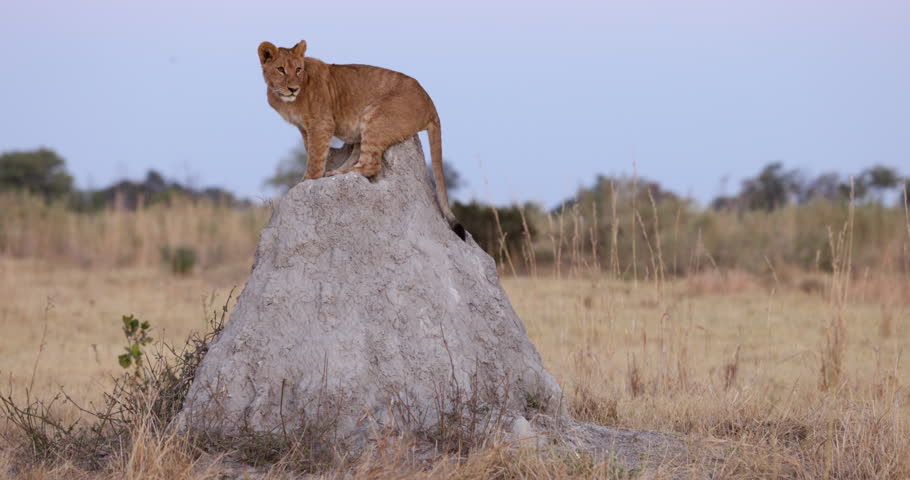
{"left": 1, "top": 0, "right": 907, "bottom": 207}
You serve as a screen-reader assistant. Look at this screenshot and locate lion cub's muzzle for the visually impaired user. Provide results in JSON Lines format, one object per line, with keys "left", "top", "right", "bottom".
{"left": 277, "top": 87, "right": 299, "bottom": 102}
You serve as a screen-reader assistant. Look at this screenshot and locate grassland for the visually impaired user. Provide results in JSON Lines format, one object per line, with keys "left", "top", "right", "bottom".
{"left": 1, "top": 253, "right": 908, "bottom": 478}
{"left": 1, "top": 192, "right": 909, "bottom": 478}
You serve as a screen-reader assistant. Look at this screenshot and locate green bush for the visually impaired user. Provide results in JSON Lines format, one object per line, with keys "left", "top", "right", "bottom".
{"left": 160, "top": 246, "right": 198, "bottom": 275}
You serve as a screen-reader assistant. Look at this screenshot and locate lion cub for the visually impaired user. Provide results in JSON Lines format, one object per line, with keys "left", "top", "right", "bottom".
{"left": 257, "top": 40, "right": 464, "bottom": 239}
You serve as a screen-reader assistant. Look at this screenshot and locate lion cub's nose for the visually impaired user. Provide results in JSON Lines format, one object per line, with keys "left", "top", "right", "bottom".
{"left": 288, "top": 87, "right": 299, "bottom": 93}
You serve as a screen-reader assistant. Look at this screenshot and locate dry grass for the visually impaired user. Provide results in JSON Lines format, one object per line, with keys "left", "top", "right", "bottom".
{"left": 1, "top": 256, "right": 908, "bottom": 478}
{"left": 0, "top": 192, "right": 269, "bottom": 269}
{"left": 2, "top": 187, "right": 910, "bottom": 477}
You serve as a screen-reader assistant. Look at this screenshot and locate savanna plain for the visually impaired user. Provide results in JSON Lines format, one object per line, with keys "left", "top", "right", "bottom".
{"left": 1, "top": 192, "right": 909, "bottom": 479}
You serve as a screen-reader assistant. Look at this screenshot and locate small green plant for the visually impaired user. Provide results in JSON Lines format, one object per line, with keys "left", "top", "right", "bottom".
{"left": 525, "top": 391, "right": 544, "bottom": 411}
{"left": 118, "top": 314, "right": 153, "bottom": 372}
{"left": 160, "top": 245, "right": 198, "bottom": 275}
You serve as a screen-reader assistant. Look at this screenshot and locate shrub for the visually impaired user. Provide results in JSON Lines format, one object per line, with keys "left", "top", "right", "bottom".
{"left": 160, "top": 245, "right": 198, "bottom": 275}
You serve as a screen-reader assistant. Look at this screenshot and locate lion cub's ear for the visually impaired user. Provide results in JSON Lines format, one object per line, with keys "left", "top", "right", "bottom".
{"left": 258, "top": 42, "right": 278, "bottom": 65}
{"left": 292, "top": 40, "right": 307, "bottom": 58}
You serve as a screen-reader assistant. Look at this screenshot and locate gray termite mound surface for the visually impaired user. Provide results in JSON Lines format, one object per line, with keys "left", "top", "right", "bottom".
{"left": 178, "top": 137, "right": 564, "bottom": 447}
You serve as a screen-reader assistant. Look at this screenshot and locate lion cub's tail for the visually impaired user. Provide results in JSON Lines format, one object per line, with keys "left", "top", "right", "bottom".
{"left": 427, "top": 119, "right": 466, "bottom": 241}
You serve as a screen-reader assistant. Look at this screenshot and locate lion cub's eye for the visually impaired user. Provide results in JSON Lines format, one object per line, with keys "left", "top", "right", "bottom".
{"left": 296, "top": 67, "right": 302, "bottom": 75}
{"left": 277, "top": 67, "right": 286, "bottom": 75}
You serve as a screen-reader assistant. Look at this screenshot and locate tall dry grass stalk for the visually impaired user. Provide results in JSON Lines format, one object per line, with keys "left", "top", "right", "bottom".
{"left": 28, "top": 298, "right": 52, "bottom": 393}
{"left": 648, "top": 189, "right": 666, "bottom": 288}
{"left": 609, "top": 180, "right": 621, "bottom": 278}
{"left": 545, "top": 211, "right": 566, "bottom": 279}
{"left": 635, "top": 211, "right": 657, "bottom": 283}
{"left": 588, "top": 202, "right": 600, "bottom": 274}
{"left": 488, "top": 202, "right": 518, "bottom": 277}
{"left": 819, "top": 180, "right": 855, "bottom": 392}
{"left": 569, "top": 205, "right": 581, "bottom": 277}
{"left": 631, "top": 164, "right": 639, "bottom": 285}
{"left": 516, "top": 204, "right": 537, "bottom": 277}
{"left": 904, "top": 181, "right": 910, "bottom": 242}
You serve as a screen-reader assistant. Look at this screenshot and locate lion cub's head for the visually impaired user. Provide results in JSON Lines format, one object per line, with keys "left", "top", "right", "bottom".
{"left": 258, "top": 40, "right": 307, "bottom": 103}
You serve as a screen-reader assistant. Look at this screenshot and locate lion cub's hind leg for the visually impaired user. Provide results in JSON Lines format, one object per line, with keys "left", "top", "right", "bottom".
{"left": 328, "top": 97, "right": 426, "bottom": 179}
{"left": 348, "top": 140, "right": 384, "bottom": 178}
{"left": 325, "top": 142, "right": 383, "bottom": 178}
{"left": 327, "top": 107, "right": 387, "bottom": 178}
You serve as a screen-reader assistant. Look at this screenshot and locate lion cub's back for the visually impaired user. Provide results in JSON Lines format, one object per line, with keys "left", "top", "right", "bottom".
{"left": 331, "top": 63, "right": 428, "bottom": 100}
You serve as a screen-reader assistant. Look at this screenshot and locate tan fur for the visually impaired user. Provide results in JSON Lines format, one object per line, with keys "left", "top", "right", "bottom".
{"left": 257, "top": 40, "right": 462, "bottom": 237}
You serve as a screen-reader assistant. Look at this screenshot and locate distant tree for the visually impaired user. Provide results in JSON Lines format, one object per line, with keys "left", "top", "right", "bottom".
{"left": 739, "top": 162, "right": 801, "bottom": 211}
{"left": 639, "top": 179, "right": 679, "bottom": 204}
{"left": 197, "top": 186, "right": 245, "bottom": 206}
{"left": 800, "top": 172, "right": 843, "bottom": 203}
{"left": 70, "top": 170, "right": 244, "bottom": 211}
{"left": 145, "top": 170, "right": 168, "bottom": 194}
{"left": 0, "top": 148, "right": 73, "bottom": 200}
{"left": 710, "top": 195, "right": 740, "bottom": 211}
{"left": 902, "top": 179, "right": 910, "bottom": 208}
{"left": 553, "top": 175, "right": 680, "bottom": 215}
{"left": 83, "top": 170, "right": 177, "bottom": 210}
{"left": 825, "top": 166, "right": 902, "bottom": 204}
{"left": 836, "top": 177, "right": 868, "bottom": 202}
{"left": 862, "top": 165, "right": 899, "bottom": 191}
{"left": 427, "top": 160, "right": 464, "bottom": 194}
{"left": 858, "top": 165, "right": 900, "bottom": 203}
{"left": 264, "top": 143, "right": 309, "bottom": 192}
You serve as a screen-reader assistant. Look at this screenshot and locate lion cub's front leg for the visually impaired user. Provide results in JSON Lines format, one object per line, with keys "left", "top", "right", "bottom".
{"left": 302, "top": 126, "right": 333, "bottom": 181}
